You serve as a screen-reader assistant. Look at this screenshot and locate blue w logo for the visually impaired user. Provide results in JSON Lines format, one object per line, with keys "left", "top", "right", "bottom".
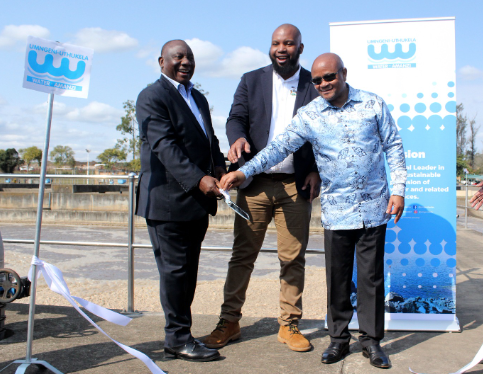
{"left": 367, "top": 43, "right": 416, "bottom": 60}
{"left": 28, "top": 51, "right": 86, "bottom": 80}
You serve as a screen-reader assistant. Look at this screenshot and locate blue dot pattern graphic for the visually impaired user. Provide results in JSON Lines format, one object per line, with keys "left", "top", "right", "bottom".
{"left": 400, "top": 104, "right": 410, "bottom": 113}
{"left": 430, "top": 103, "right": 442, "bottom": 113}
{"left": 445, "top": 101, "right": 457, "bottom": 113}
{"left": 398, "top": 116, "right": 411, "bottom": 127}
{"left": 415, "top": 103, "right": 426, "bottom": 113}
{"left": 366, "top": 82, "right": 458, "bottom": 314}
{"left": 428, "top": 115, "right": 442, "bottom": 127}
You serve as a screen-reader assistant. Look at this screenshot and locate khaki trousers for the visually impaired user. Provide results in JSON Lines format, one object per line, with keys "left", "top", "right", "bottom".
{"left": 220, "top": 174, "right": 311, "bottom": 325}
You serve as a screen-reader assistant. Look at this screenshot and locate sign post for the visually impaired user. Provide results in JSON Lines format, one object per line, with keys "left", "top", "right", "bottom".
{"left": 330, "top": 18, "right": 458, "bottom": 331}
{"left": 6, "top": 37, "right": 93, "bottom": 374}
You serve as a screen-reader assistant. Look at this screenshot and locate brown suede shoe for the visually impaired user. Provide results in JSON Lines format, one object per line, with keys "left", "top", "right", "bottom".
{"left": 203, "top": 318, "right": 241, "bottom": 348}
{"left": 277, "top": 324, "right": 311, "bottom": 352}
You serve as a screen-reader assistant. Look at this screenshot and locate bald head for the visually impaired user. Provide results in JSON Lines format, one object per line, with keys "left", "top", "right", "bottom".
{"left": 160, "top": 39, "right": 189, "bottom": 58}
{"left": 269, "top": 24, "right": 303, "bottom": 79}
{"left": 312, "top": 53, "right": 344, "bottom": 73}
{"left": 158, "top": 39, "right": 195, "bottom": 87}
{"left": 272, "top": 24, "right": 302, "bottom": 45}
{"left": 311, "top": 53, "right": 348, "bottom": 107}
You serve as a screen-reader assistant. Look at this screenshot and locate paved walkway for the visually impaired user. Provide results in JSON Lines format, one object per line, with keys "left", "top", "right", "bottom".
{"left": 0, "top": 225, "right": 482, "bottom": 373}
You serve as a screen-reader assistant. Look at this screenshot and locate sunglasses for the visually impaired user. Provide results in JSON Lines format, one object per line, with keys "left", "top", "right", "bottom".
{"left": 311, "top": 68, "right": 342, "bottom": 85}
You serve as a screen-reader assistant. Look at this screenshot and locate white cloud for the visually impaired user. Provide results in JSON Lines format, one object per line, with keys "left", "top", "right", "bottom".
{"left": 137, "top": 46, "right": 157, "bottom": 59}
{"left": 140, "top": 39, "right": 269, "bottom": 78}
{"left": 34, "top": 101, "right": 123, "bottom": 123}
{"left": 0, "top": 25, "right": 50, "bottom": 49}
{"left": 216, "top": 46, "right": 270, "bottom": 79}
{"left": 458, "top": 65, "right": 483, "bottom": 81}
{"left": 72, "top": 28, "right": 138, "bottom": 53}
{"left": 185, "top": 38, "right": 224, "bottom": 71}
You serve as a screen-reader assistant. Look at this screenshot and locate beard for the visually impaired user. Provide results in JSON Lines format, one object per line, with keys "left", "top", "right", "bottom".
{"left": 269, "top": 49, "right": 301, "bottom": 77}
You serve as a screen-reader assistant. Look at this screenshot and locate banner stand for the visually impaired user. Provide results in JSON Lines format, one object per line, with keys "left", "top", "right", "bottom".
{"left": 0, "top": 93, "right": 63, "bottom": 374}
{"left": 325, "top": 312, "right": 460, "bottom": 332}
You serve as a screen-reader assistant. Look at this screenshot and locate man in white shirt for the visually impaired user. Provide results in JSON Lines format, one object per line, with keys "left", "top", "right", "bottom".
{"left": 204, "top": 24, "right": 320, "bottom": 352}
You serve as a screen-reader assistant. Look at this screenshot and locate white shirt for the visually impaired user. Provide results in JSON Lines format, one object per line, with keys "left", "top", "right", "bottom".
{"left": 162, "top": 73, "right": 207, "bottom": 136}
{"left": 265, "top": 66, "right": 300, "bottom": 174}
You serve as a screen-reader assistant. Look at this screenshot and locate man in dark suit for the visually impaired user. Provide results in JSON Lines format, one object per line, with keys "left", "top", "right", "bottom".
{"left": 136, "top": 40, "right": 226, "bottom": 362}
{"left": 204, "top": 24, "right": 320, "bottom": 352}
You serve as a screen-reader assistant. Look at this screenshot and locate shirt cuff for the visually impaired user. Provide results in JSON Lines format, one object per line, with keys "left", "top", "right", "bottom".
{"left": 392, "top": 183, "right": 406, "bottom": 197}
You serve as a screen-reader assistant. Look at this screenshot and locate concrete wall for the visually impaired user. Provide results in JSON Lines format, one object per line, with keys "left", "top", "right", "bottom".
{"left": 1, "top": 190, "right": 479, "bottom": 228}
{"left": 0, "top": 192, "right": 129, "bottom": 212}
{"left": 0, "top": 190, "right": 324, "bottom": 229}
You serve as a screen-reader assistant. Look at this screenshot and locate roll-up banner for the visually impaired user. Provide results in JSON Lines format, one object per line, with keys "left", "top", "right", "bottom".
{"left": 330, "top": 18, "right": 459, "bottom": 331}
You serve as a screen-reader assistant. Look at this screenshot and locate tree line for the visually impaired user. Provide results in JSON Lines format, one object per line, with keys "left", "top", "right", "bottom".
{"left": 2, "top": 98, "right": 479, "bottom": 176}
{"left": 456, "top": 104, "right": 482, "bottom": 177}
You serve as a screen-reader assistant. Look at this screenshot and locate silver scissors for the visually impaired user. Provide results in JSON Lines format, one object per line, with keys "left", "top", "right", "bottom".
{"left": 219, "top": 189, "right": 250, "bottom": 220}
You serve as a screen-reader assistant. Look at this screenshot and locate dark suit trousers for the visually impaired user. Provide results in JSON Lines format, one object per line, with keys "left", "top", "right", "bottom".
{"left": 146, "top": 216, "right": 208, "bottom": 348}
{"left": 324, "top": 224, "right": 386, "bottom": 348}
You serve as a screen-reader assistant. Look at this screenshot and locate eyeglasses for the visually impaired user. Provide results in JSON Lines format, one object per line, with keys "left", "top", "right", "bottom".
{"left": 311, "top": 68, "right": 343, "bottom": 85}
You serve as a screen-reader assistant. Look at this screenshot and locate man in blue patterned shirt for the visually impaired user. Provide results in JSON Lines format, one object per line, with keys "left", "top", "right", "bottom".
{"left": 220, "top": 53, "right": 406, "bottom": 369}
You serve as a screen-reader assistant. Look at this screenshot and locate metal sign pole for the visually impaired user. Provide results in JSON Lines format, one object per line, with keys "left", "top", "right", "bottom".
{"left": 2, "top": 93, "right": 63, "bottom": 374}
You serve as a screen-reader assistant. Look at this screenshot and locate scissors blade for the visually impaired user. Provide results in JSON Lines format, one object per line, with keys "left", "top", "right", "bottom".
{"left": 227, "top": 201, "right": 250, "bottom": 220}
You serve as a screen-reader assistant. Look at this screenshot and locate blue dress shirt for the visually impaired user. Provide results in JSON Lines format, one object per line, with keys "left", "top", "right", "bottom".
{"left": 239, "top": 85, "right": 407, "bottom": 230}
{"left": 162, "top": 73, "right": 207, "bottom": 136}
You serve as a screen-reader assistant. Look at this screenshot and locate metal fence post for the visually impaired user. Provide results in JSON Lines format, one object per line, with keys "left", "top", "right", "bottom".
{"left": 465, "top": 184, "right": 468, "bottom": 229}
{"left": 127, "top": 172, "right": 136, "bottom": 313}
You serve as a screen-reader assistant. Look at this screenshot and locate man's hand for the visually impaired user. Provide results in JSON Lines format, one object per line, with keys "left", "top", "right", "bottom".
{"left": 220, "top": 171, "right": 246, "bottom": 190}
{"left": 301, "top": 171, "right": 321, "bottom": 203}
{"left": 470, "top": 181, "right": 483, "bottom": 210}
{"left": 227, "top": 138, "right": 251, "bottom": 164}
{"left": 386, "top": 195, "right": 405, "bottom": 224}
{"left": 214, "top": 166, "right": 226, "bottom": 181}
{"left": 199, "top": 176, "right": 222, "bottom": 198}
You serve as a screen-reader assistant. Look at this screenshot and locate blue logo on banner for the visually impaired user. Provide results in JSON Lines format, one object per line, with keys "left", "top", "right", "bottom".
{"left": 368, "top": 43, "right": 416, "bottom": 60}
{"left": 28, "top": 51, "right": 86, "bottom": 80}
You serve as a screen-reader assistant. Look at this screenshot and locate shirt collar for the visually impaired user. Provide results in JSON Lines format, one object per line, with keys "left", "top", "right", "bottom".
{"left": 162, "top": 73, "right": 194, "bottom": 93}
{"left": 273, "top": 65, "right": 301, "bottom": 83}
{"left": 318, "top": 84, "right": 361, "bottom": 111}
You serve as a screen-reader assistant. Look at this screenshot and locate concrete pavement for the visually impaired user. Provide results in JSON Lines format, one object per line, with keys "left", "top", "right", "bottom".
{"left": 0, "top": 226, "right": 482, "bottom": 373}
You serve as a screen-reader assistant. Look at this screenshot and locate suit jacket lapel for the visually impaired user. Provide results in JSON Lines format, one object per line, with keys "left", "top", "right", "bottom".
{"left": 191, "top": 89, "right": 213, "bottom": 145}
{"left": 261, "top": 65, "right": 273, "bottom": 146}
{"left": 293, "top": 67, "right": 311, "bottom": 115}
{"left": 161, "top": 76, "right": 210, "bottom": 144}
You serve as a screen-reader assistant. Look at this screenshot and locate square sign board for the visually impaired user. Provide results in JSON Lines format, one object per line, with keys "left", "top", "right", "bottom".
{"left": 23, "top": 36, "right": 94, "bottom": 98}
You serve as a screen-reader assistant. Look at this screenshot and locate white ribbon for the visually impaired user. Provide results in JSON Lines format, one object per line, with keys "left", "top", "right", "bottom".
{"left": 409, "top": 342, "right": 483, "bottom": 374}
{"left": 29, "top": 256, "right": 165, "bottom": 374}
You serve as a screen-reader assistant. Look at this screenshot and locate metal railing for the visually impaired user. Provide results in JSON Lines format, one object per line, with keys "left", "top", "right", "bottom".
{"left": 456, "top": 183, "right": 482, "bottom": 229}
{"left": 1, "top": 173, "right": 324, "bottom": 314}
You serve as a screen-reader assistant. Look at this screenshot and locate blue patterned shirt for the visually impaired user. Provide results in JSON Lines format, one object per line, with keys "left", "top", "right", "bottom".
{"left": 239, "top": 85, "right": 407, "bottom": 230}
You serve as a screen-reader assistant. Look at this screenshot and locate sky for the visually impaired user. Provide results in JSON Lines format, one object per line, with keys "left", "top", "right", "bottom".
{"left": 1, "top": 0, "right": 482, "bottom": 162}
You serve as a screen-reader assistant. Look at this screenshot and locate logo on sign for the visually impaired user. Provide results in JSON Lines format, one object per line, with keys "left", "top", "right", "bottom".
{"left": 368, "top": 43, "right": 416, "bottom": 60}
{"left": 367, "top": 38, "right": 417, "bottom": 70}
{"left": 28, "top": 51, "right": 86, "bottom": 80}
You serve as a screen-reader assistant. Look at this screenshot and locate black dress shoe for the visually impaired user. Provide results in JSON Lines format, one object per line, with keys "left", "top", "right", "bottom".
{"left": 362, "top": 344, "right": 391, "bottom": 369}
{"left": 165, "top": 339, "right": 220, "bottom": 362}
{"left": 321, "top": 342, "right": 350, "bottom": 364}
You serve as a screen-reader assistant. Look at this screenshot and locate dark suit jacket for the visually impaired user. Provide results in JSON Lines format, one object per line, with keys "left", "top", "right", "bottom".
{"left": 226, "top": 65, "right": 319, "bottom": 199}
{"left": 136, "top": 75, "right": 225, "bottom": 222}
